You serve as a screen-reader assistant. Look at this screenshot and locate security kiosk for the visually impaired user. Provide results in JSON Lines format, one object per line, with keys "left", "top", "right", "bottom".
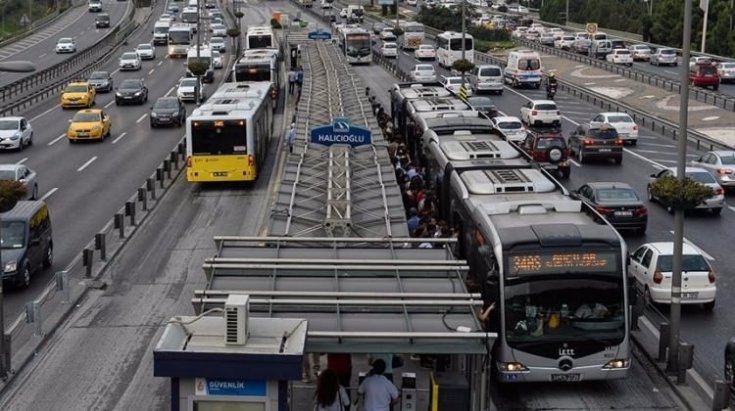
{"left": 154, "top": 295, "right": 307, "bottom": 411}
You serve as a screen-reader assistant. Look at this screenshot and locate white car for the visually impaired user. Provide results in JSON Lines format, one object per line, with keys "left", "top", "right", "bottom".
{"left": 491, "top": 116, "right": 526, "bottom": 143}
{"left": 380, "top": 29, "right": 397, "bottom": 42}
{"left": 606, "top": 49, "right": 633, "bottom": 66}
{"left": 210, "top": 36, "right": 226, "bottom": 52}
{"left": 440, "top": 76, "right": 473, "bottom": 96}
{"left": 339, "top": 8, "right": 349, "bottom": 18}
{"left": 519, "top": 100, "right": 561, "bottom": 126}
{"left": 629, "top": 242, "right": 716, "bottom": 311}
{"left": 414, "top": 44, "right": 436, "bottom": 60}
{"left": 554, "top": 35, "right": 575, "bottom": 50}
{"left": 406, "top": 0, "right": 417, "bottom": 5}
{"left": 321, "top": 0, "right": 332, "bottom": 8}
{"left": 650, "top": 47, "right": 678, "bottom": 66}
{"left": 212, "top": 50, "right": 223, "bottom": 69}
{"left": 0, "top": 164, "right": 38, "bottom": 200}
{"left": 159, "top": 13, "right": 174, "bottom": 23}
{"left": 380, "top": 42, "right": 398, "bottom": 58}
{"left": 135, "top": 43, "right": 156, "bottom": 60}
{"left": 590, "top": 112, "right": 639, "bottom": 144}
{"left": 211, "top": 23, "right": 227, "bottom": 37}
{"left": 410, "top": 64, "right": 437, "bottom": 82}
{"left": 628, "top": 44, "right": 652, "bottom": 61}
{"left": 689, "top": 56, "right": 713, "bottom": 69}
{"left": 177, "top": 77, "right": 205, "bottom": 103}
{"left": 512, "top": 27, "right": 528, "bottom": 39}
{"left": 119, "top": 52, "right": 142, "bottom": 71}
{"left": 718, "top": 62, "right": 735, "bottom": 83}
{"left": 55, "top": 37, "right": 76, "bottom": 53}
{"left": 0, "top": 116, "right": 33, "bottom": 151}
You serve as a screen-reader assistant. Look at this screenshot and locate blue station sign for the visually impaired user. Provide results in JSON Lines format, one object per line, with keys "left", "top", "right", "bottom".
{"left": 195, "top": 378, "right": 267, "bottom": 396}
{"left": 310, "top": 117, "right": 372, "bottom": 147}
{"left": 308, "top": 28, "right": 332, "bottom": 40}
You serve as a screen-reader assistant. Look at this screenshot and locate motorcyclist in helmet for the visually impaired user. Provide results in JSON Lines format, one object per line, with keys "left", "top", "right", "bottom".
{"left": 546, "top": 72, "right": 558, "bottom": 90}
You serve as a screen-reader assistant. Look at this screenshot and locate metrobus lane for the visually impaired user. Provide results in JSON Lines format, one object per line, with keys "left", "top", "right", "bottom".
{"left": 353, "top": 61, "right": 724, "bottom": 408}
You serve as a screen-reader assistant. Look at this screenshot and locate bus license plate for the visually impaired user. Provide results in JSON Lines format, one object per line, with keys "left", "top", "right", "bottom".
{"left": 213, "top": 171, "right": 228, "bottom": 177}
{"left": 551, "top": 373, "right": 581, "bottom": 382}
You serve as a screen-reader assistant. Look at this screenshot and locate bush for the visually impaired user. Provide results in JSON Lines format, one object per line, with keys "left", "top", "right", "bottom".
{"left": 270, "top": 18, "right": 282, "bottom": 29}
{"left": 0, "top": 180, "right": 26, "bottom": 213}
{"left": 187, "top": 61, "right": 209, "bottom": 76}
{"left": 452, "top": 58, "right": 474, "bottom": 74}
{"left": 468, "top": 26, "right": 511, "bottom": 42}
{"left": 649, "top": 175, "right": 714, "bottom": 210}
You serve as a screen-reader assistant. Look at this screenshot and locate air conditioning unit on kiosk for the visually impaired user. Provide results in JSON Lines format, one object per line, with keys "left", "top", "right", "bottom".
{"left": 224, "top": 294, "right": 250, "bottom": 345}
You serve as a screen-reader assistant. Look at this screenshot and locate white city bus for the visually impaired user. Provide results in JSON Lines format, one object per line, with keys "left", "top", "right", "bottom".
{"left": 168, "top": 23, "right": 193, "bottom": 58}
{"left": 435, "top": 31, "right": 474, "bottom": 69}
{"left": 399, "top": 21, "right": 425, "bottom": 50}
{"left": 339, "top": 27, "right": 371, "bottom": 65}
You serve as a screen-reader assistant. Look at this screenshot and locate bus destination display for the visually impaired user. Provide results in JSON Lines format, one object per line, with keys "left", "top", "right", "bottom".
{"left": 509, "top": 251, "right": 617, "bottom": 275}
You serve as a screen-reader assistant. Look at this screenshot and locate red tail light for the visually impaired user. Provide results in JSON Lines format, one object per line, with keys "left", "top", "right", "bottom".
{"left": 615, "top": 139, "right": 624, "bottom": 145}
{"left": 653, "top": 271, "right": 663, "bottom": 284}
{"left": 594, "top": 206, "right": 609, "bottom": 215}
{"left": 633, "top": 125, "right": 638, "bottom": 131}
{"left": 557, "top": 111, "right": 561, "bottom": 115}
{"left": 708, "top": 271, "right": 716, "bottom": 283}
{"left": 633, "top": 206, "right": 648, "bottom": 217}
{"left": 531, "top": 110, "right": 538, "bottom": 115}
{"left": 715, "top": 187, "right": 724, "bottom": 195}
{"left": 583, "top": 138, "right": 594, "bottom": 145}
{"left": 717, "top": 168, "right": 733, "bottom": 175}
{"left": 186, "top": 155, "right": 192, "bottom": 167}
{"left": 248, "top": 155, "right": 255, "bottom": 166}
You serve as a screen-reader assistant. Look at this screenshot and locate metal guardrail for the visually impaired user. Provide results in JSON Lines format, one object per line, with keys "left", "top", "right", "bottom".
{"left": 516, "top": 38, "right": 735, "bottom": 112}
{"left": 0, "top": 2, "right": 137, "bottom": 116}
{"left": 0, "top": 0, "right": 86, "bottom": 48}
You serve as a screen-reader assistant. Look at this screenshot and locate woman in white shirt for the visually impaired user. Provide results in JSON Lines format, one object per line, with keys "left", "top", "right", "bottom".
{"left": 315, "top": 368, "right": 350, "bottom": 411}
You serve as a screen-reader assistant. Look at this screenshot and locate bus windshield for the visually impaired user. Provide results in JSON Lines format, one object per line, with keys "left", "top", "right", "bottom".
{"left": 248, "top": 35, "right": 273, "bottom": 49}
{"left": 234, "top": 64, "right": 271, "bottom": 81}
{"left": 503, "top": 275, "right": 625, "bottom": 347}
{"left": 191, "top": 120, "right": 247, "bottom": 155}
{"left": 345, "top": 34, "right": 371, "bottom": 57}
{"left": 169, "top": 30, "right": 191, "bottom": 44}
{"left": 181, "top": 11, "right": 198, "bottom": 24}
{"left": 404, "top": 25, "right": 424, "bottom": 34}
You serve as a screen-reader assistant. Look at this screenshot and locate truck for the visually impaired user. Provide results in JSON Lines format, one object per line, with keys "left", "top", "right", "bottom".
{"left": 153, "top": 20, "right": 171, "bottom": 46}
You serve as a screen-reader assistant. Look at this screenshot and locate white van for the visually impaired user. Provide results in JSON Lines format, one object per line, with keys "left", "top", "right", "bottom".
{"left": 187, "top": 0, "right": 198, "bottom": 8}
{"left": 504, "top": 50, "right": 542, "bottom": 89}
{"left": 153, "top": 20, "right": 171, "bottom": 46}
{"left": 346, "top": 5, "right": 364, "bottom": 21}
{"left": 591, "top": 32, "right": 608, "bottom": 41}
{"left": 470, "top": 64, "right": 504, "bottom": 95}
{"left": 589, "top": 39, "right": 612, "bottom": 59}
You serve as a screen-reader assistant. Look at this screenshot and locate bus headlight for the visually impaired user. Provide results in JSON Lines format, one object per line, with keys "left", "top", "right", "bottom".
{"left": 498, "top": 362, "right": 529, "bottom": 372}
{"left": 602, "top": 359, "right": 628, "bottom": 369}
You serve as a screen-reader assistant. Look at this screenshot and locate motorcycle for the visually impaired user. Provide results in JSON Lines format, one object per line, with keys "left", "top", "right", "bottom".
{"left": 546, "top": 83, "right": 558, "bottom": 100}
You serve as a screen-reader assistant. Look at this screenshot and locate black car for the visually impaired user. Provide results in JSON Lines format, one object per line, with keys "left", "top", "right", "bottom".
{"left": 87, "top": 71, "right": 113, "bottom": 92}
{"left": 115, "top": 79, "right": 148, "bottom": 105}
{"left": 726, "top": 338, "right": 735, "bottom": 405}
{"left": 150, "top": 97, "right": 187, "bottom": 128}
{"left": 466, "top": 96, "right": 498, "bottom": 118}
{"left": 568, "top": 123, "right": 623, "bottom": 164}
{"left": 572, "top": 182, "right": 647, "bottom": 234}
{"left": 95, "top": 13, "right": 110, "bottom": 28}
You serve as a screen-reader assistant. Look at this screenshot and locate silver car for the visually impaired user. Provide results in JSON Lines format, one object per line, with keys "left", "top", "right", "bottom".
{"left": 628, "top": 44, "right": 651, "bottom": 61}
{"left": 650, "top": 48, "right": 678, "bottom": 66}
{"left": 0, "top": 164, "right": 38, "bottom": 200}
{"left": 647, "top": 166, "right": 725, "bottom": 215}
{"left": 119, "top": 52, "right": 142, "bottom": 71}
{"left": 718, "top": 62, "right": 735, "bottom": 83}
{"left": 0, "top": 117, "right": 33, "bottom": 151}
{"left": 689, "top": 150, "right": 735, "bottom": 190}
{"left": 135, "top": 43, "right": 156, "bottom": 60}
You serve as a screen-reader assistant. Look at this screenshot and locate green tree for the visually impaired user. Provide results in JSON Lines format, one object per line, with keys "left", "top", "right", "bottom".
{"left": 0, "top": 180, "right": 26, "bottom": 213}
{"left": 650, "top": 175, "right": 713, "bottom": 211}
{"left": 540, "top": 0, "right": 564, "bottom": 24}
{"left": 452, "top": 58, "right": 474, "bottom": 75}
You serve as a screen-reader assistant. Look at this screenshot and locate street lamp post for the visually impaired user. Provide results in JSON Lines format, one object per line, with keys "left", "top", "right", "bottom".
{"left": 196, "top": 0, "right": 202, "bottom": 105}
{"left": 460, "top": 0, "right": 466, "bottom": 85}
{"left": 668, "top": 0, "right": 694, "bottom": 375}
{"left": 701, "top": 0, "right": 709, "bottom": 53}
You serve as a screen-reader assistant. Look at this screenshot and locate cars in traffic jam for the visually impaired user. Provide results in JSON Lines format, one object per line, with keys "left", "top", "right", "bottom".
{"left": 66, "top": 109, "right": 111, "bottom": 142}
{"left": 55, "top": 37, "right": 76, "bottom": 53}
{"left": 567, "top": 123, "right": 624, "bottom": 164}
{"left": 150, "top": 97, "right": 187, "bottom": 128}
{"left": 115, "top": 79, "right": 149, "bottom": 105}
{"left": 60, "top": 81, "right": 96, "bottom": 109}
{"left": 0, "top": 164, "right": 38, "bottom": 200}
{"left": 119, "top": 52, "right": 142, "bottom": 71}
{"left": 647, "top": 167, "right": 725, "bottom": 215}
{"left": 689, "top": 151, "right": 735, "bottom": 191}
{"left": 0, "top": 117, "right": 33, "bottom": 151}
{"left": 572, "top": 182, "right": 648, "bottom": 234}
{"left": 87, "top": 71, "right": 114, "bottom": 93}
{"left": 519, "top": 128, "right": 571, "bottom": 178}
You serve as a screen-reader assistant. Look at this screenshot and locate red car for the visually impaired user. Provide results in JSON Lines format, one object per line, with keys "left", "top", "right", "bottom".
{"left": 689, "top": 62, "right": 720, "bottom": 90}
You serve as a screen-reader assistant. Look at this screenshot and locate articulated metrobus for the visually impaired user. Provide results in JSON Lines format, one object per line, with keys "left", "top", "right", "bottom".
{"left": 186, "top": 82, "right": 274, "bottom": 183}
{"left": 232, "top": 49, "right": 281, "bottom": 108}
{"left": 399, "top": 21, "right": 425, "bottom": 50}
{"left": 413, "top": 113, "right": 631, "bottom": 383}
{"left": 245, "top": 26, "right": 275, "bottom": 50}
{"left": 339, "top": 27, "right": 372, "bottom": 64}
{"left": 435, "top": 31, "right": 474, "bottom": 68}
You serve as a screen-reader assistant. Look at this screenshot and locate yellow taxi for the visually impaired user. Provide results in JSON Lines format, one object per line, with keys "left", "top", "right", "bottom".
{"left": 60, "top": 80, "right": 96, "bottom": 108}
{"left": 67, "top": 109, "right": 111, "bottom": 142}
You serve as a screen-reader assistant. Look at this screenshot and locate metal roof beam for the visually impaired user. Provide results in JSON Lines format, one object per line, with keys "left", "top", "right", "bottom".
{"left": 325, "top": 146, "right": 352, "bottom": 237}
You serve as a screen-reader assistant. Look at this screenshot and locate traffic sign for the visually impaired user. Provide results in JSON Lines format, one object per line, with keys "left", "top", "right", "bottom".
{"left": 310, "top": 117, "right": 372, "bottom": 147}
{"left": 19, "top": 14, "right": 30, "bottom": 26}
{"left": 585, "top": 22, "right": 598, "bottom": 35}
{"left": 308, "top": 28, "right": 332, "bottom": 40}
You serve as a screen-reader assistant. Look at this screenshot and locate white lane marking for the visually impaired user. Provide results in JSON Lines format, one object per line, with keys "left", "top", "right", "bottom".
{"left": 136, "top": 114, "right": 148, "bottom": 123}
{"left": 31, "top": 105, "right": 61, "bottom": 122}
{"left": 569, "top": 158, "right": 581, "bottom": 167}
{"left": 40, "top": 187, "right": 58, "bottom": 201}
{"left": 639, "top": 142, "right": 675, "bottom": 147}
{"left": 105, "top": 100, "right": 115, "bottom": 108}
{"left": 39, "top": 53, "right": 46, "bottom": 58}
{"left": 48, "top": 134, "right": 66, "bottom": 146}
{"left": 635, "top": 149, "right": 664, "bottom": 154}
{"left": 164, "top": 86, "right": 175, "bottom": 97}
{"left": 16, "top": 157, "right": 27, "bottom": 164}
{"left": 77, "top": 156, "right": 97, "bottom": 172}
{"left": 728, "top": 204, "right": 735, "bottom": 213}
{"left": 112, "top": 132, "right": 127, "bottom": 144}
{"left": 158, "top": 61, "right": 163, "bottom": 66}
{"left": 625, "top": 148, "right": 665, "bottom": 169}
{"left": 111, "top": 68, "right": 120, "bottom": 75}
{"left": 148, "top": 68, "right": 155, "bottom": 75}
{"left": 669, "top": 231, "right": 716, "bottom": 261}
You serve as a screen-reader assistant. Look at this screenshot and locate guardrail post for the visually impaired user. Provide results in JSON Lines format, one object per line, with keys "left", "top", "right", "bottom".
{"left": 94, "top": 233, "right": 106, "bottom": 261}
{"left": 712, "top": 379, "right": 729, "bottom": 410}
{"left": 156, "top": 167, "right": 164, "bottom": 189}
{"left": 163, "top": 159, "right": 171, "bottom": 180}
{"left": 147, "top": 177, "right": 157, "bottom": 200}
{"left": 169, "top": 151, "right": 179, "bottom": 170}
{"left": 138, "top": 187, "right": 148, "bottom": 211}
{"left": 32, "top": 301, "right": 42, "bottom": 336}
{"left": 114, "top": 213, "right": 125, "bottom": 238}
{"left": 677, "top": 342, "right": 693, "bottom": 384}
{"left": 55, "top": 271, "right": 70, "bottom": 303}
{"left": 83, "top": 248, "right": 94, "bottom": 278}
{"left": 125, "top": 201, "right": 136, "bottom": 226}
{"left": 658, "top": 321, "right": 670, "bottom": 362}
